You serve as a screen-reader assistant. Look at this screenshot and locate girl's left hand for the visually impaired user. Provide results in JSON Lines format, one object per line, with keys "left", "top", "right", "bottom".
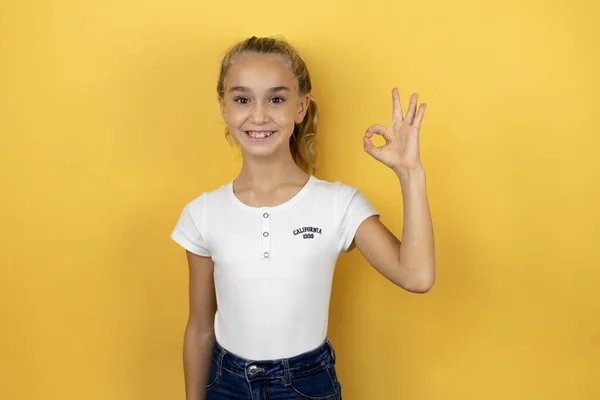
{"left": 363, "top": 88, "right": 426, "bottom": 174}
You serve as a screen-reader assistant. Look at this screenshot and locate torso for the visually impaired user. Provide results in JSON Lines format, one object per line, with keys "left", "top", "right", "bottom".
{"left": 171, "top": 175, "right": 378, "bottom": 360}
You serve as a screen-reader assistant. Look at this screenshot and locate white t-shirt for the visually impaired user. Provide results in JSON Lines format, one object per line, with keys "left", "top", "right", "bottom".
{"left": 170, "top": 175, "right": 378, "bottom": 360}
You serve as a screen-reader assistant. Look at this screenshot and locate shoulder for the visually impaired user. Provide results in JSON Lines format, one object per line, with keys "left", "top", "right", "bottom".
{"left": 180, "top": 181, "right": 231, "bottom": 214}
{"left": 309, "top": 176, "right": 360, "bottom": 196}
{"left": 171, "top": 182, "right": 232, "bottom": 256}
{"left": 308, "top": 176, "right": 367, "bottom": 207}
{"left": 308, "top": 176, "right": 378, "bottom": 252}
{"left": 173, "top": 183, "right": 227, "bottom": 227}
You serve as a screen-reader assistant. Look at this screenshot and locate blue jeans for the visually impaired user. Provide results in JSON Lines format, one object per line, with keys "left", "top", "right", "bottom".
{"left": 205, "top": 338, "right": 343, "bottom": 399}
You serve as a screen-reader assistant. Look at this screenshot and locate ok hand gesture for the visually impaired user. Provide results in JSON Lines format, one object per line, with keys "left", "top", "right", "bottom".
{"left": 363, "top": 88, "right": 427, "bottom": 174}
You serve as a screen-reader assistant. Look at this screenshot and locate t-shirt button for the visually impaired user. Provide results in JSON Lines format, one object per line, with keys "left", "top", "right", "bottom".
{"left": 263, "top": 212, "right": 269, "bottom": 218}
{"left": 263, "top": 252, "right": 270, "bottom": 258}
{"left": 263, "top": 232, "right": 269, "bottom": 237}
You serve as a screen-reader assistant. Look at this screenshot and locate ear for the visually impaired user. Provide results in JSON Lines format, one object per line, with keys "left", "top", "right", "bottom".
{"left": 218, "top": 95, "right": 227, "bottom": 119}
{"left": 295, "top": 94, "right": 311, "bottom": 124}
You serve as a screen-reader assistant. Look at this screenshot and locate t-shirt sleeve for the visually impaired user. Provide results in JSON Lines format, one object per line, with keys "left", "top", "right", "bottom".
{"left": 170, "top": 194, "right": 211, "bottom": 257}
{"left": 336, "top": 183, "right": 379, "bottom": 253}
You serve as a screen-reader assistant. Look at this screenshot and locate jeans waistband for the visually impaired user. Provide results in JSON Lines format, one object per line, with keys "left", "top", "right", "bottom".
{"left": 211, "top": 338, "right": 336, "bottom": 382}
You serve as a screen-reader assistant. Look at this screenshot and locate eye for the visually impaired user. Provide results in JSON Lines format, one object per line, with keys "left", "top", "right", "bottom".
{"left": 270, "top": 96, "right": 286, "bottom": 104}
{"left": 233, "top": 96, "right": 249, "bottom": 104}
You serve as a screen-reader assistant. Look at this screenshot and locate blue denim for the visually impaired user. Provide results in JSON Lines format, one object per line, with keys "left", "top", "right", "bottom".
{"left": 205, "top": 338, "right": 343, "bottom": 399}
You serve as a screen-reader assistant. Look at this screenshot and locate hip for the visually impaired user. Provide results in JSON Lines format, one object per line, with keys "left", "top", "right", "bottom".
{"left": 205, "top": 337, "right": 342, "bottom": 400}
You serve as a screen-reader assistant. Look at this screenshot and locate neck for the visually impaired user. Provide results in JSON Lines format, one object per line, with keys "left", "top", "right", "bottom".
{"left": 236, "top": 149, "right": 309, "bottom": 190}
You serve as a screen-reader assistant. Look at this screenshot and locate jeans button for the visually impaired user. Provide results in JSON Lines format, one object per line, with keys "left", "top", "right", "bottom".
{"left": 248, "top": 365, "right": 258, "bottom": 374}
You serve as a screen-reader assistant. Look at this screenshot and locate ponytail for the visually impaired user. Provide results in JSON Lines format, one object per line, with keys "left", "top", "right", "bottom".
{"left": 290, "top": 96, "right": 318, "bottom": 174}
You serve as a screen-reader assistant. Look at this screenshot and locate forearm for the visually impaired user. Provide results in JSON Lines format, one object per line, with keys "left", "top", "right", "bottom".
{"left": 395, "top": 165, "right": 435, "bottom": 292}
{"left": 183, "top": 325, "right": 215, "bottom": 400}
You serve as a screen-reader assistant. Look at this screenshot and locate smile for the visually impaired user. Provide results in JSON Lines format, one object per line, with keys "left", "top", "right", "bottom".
{"left": 244, "top": 131, "right": 276, "bottom": 141}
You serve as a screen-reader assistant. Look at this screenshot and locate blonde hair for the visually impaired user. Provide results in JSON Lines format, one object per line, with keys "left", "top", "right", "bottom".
{"left": 216, "top": 36, "right": 318, "bottom": 174}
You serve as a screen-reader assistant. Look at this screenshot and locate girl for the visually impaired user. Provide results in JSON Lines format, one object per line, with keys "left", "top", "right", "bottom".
{"left": 171, "top": 36, "right": 435, "bottom": 400}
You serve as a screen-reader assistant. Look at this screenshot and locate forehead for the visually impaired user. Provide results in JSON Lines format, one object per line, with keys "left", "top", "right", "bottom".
{"left": 224, "top": 52, "right": 297, "bottom": 91}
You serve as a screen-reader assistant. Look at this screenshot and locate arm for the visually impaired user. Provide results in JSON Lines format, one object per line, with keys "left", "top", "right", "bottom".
{"left": 353, "top": 167, "right": 435, "bottom": 293}
{"left": 357, "top": 89, "right": 435, "bottom": 293}
{"left": 183, "top": 251, "right": 217, "bottom": 400}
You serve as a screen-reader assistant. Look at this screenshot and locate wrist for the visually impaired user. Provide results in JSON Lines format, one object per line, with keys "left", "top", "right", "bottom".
{"left": 394, "top": 164, "right": 426, "bottom": 182}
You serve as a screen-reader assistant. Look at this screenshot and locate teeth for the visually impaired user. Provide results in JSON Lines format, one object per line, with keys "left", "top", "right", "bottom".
{"left": 246, "top": 131, "right": 274, "bottom": 139}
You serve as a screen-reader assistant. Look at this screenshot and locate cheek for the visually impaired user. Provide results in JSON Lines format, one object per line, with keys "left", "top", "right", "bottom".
{"left": 277, "top": 106, "right": 298, "bottom": 124}
{"left": 275, "top": 114, "right": 296, "bottom": 133}
{"left": 224, "top": 108, "right": 246, "bottom": 127}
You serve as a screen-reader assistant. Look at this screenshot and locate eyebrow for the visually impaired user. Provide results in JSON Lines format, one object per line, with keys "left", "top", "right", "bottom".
{"left": 228, "top": 85, "right": 291, "bottom": 93}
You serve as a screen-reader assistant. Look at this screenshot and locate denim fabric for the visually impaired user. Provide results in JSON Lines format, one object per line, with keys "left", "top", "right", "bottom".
{"left": 205, "top": 338, "right": 342, "bottom": 399}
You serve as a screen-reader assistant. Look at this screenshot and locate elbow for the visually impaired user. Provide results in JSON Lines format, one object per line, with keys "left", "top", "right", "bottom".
{"left": 401, "top": 267, "right": 435, "bottom": 294}
{"left": 407, "top": 279, "right": 434, "bottom": 294}
{"left": 186, "top": 315, "right": 216, "bottom": 338}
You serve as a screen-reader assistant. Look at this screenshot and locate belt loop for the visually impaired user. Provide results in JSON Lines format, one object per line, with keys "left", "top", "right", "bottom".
{"left": 282, "top": 358, "right": 291, "bottom": 387}
{"left": 326, "top": 338, "right": 336, "bottom": 364}
{"left": 217, "top": 348, "right": 227, "bottom": 376}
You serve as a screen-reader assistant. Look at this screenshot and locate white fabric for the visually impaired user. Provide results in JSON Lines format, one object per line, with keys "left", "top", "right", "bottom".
{"left": 170, "top": 175, "right": 378, "bottom": 360}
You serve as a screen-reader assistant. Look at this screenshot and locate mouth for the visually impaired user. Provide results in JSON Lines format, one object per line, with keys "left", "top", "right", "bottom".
{"left": 244, "top": 130, "right": 276, "bottom": 142}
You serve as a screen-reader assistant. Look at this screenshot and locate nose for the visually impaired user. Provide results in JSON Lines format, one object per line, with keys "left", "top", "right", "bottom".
{"left": 250, "top": 103, "right": 269, "bottom": 124}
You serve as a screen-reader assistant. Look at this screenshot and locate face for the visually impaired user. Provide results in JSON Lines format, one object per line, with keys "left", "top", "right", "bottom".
{"left": 218, "top": 52, "right": 310, "bottom": 159}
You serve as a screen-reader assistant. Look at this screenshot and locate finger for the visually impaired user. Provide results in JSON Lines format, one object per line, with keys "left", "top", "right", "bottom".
{"left": 365, "top": 124, "right": 388, "bottom": 138}
{"left": 413, "top": 103, "right": 427, "bottom": 129}
{"left": 405, "top": 93, "right": 418, "bottom": 125}
{"left": 363, "top": 136, "right": 383, "bottom": 159}
{"left": 392, "top": 88, "right": 404, "bottom": 122}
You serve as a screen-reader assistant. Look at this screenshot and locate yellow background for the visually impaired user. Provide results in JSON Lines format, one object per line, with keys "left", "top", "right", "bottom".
{"left": 1, "top": 0, "right": 599, "bottom": 399}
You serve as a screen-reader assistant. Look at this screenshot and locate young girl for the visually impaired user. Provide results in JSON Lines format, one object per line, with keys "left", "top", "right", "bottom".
{"left": 171, "top": 36, "right": 435, "bottom": 400}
